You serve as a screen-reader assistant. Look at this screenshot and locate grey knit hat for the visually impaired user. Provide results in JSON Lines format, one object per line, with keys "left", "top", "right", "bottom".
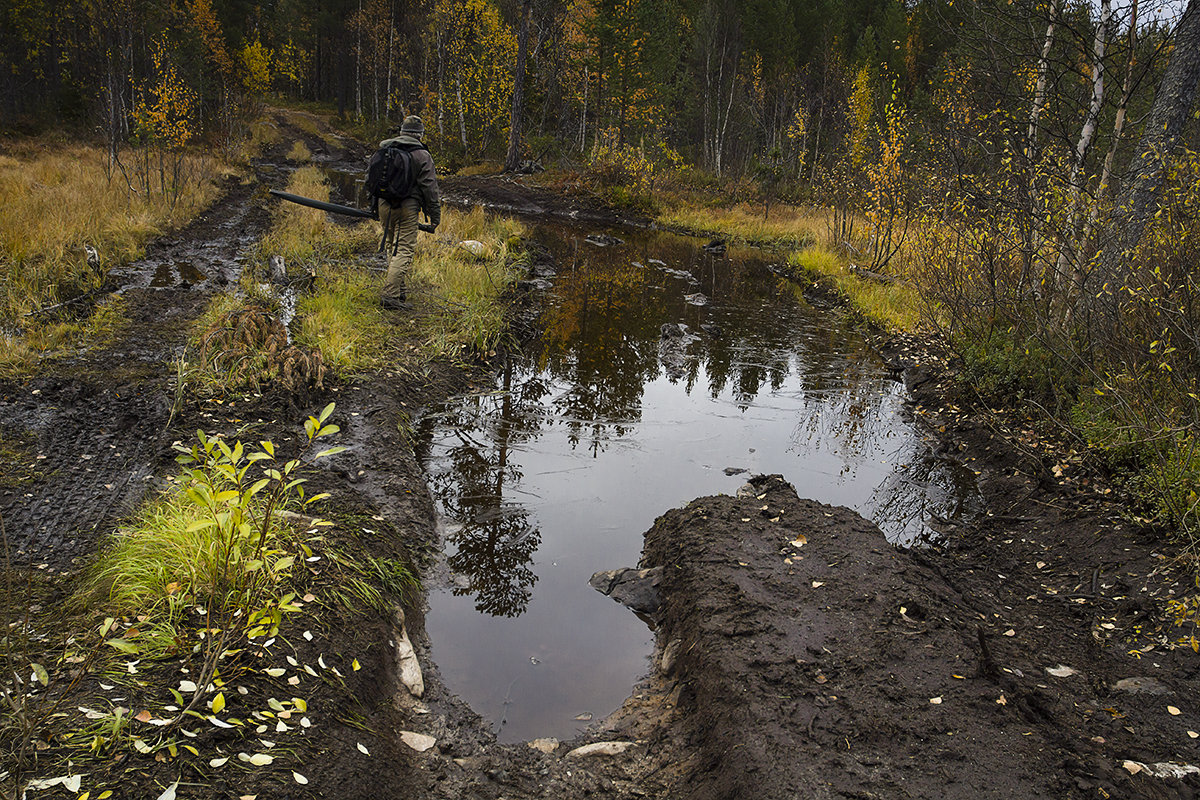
{"left": 400, "top": 115, "right": 425, "bottom": 136}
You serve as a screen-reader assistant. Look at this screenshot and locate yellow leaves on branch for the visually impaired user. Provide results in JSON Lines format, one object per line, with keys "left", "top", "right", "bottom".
{"left": 189, "top": 0, "right": 235, "bottom": 79}
{"left": 241, "top": 38, "right": 274, "bottom": 96}
{"left": 132, "top": 40, "right": 198, "bottom": 149}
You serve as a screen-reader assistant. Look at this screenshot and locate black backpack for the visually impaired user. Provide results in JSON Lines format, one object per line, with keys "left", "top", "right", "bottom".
{"left": 365, "top": 144, "right": 419, "bottom": 206}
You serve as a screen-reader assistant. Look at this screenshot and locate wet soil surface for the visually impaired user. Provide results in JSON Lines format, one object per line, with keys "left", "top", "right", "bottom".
{"left": 4, "top": 123, "right": 1200, "bottom": 799}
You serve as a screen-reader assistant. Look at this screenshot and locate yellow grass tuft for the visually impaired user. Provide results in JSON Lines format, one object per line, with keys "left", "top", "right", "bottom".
{"left": 411, "top": 207, "right": 527, "bottom": 356}
{"left": 287, "top": 140, "right": 312, "bottom": 162}
{"left": 788, "top": 245, "right": 925, "bottom": 331}
{"left": 660, "top": 202, "right": 825, "bottom": 248}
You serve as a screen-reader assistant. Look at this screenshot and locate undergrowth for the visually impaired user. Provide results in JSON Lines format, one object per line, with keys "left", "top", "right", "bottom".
{"left": 410, "top": 207, "right": 528, "bottom": 358}
{"left": 0, "top": 297, "right": 128, "bottom": 379}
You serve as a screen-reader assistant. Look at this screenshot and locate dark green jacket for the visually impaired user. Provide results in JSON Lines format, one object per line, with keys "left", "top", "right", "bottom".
{"left": 378, "top": 133, "right": 441, "bottom": 225}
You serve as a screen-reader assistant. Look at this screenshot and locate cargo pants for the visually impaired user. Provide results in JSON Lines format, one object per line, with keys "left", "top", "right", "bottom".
{"left": 379, "top": 197, "right": 421, "bottom": 303}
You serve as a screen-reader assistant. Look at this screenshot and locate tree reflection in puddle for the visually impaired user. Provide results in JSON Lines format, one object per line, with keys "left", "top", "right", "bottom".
{"left": 417, "top": 222, "right": 982, "bottom": 741}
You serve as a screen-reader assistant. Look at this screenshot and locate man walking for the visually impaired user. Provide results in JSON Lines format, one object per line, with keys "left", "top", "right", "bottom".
{"left": 376, "top": 115, "right": 441, "bottom": 310}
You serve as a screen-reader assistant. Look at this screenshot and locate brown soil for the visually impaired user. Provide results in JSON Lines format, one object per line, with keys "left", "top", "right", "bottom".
{"left": 3, "top": 119, "right": 1199, "bottom": 800}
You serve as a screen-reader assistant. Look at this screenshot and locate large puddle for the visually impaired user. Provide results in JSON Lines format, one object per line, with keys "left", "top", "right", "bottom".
{"left": 416, "top": 222, "right": 981, "bottom": 743}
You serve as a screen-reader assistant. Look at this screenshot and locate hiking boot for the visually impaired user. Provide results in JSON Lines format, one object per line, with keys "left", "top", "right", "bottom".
{"left": 381, "top": 297, "right": 410, "bottom": 311}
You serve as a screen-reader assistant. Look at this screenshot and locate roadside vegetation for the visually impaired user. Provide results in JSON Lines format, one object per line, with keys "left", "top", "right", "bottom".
{"left": 1, "top": 406, "right": 418, "bottom": 796}
{"left": 0, "top": 142, "right": 227, "bottom": 377}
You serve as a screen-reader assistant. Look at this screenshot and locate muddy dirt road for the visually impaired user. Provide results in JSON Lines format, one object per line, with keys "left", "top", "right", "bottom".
{"left": 3, "top": 117, "right": 1199, "bottom": 799}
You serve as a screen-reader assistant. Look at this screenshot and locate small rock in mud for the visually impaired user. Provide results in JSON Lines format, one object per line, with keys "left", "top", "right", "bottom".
{"left": 527, "top": 738, "right": 559, "bottom": 754}
{"left": 589, "top": 566, "right": 662, "bottom": 617}
{"left": 723, "top": 467, "right": 747, "bottom": 476}
{"left": 585, "top": 233, "right": 624, "bottom": 247}
{"left": 1111, "top": 676, "right": 1172, "bottom": 695}
{"left": 660, "top": 322, "right": 689, "bottom": 339}
{"left": 702, "top": 239, "right": 727, "bottom": 254}
{"left": 684, "top": 293, "right": 708, "bottom": 306}
{"left": 399, "top": 731, "right": 437, "bottom": 752}
{"left": 565, "top": 741, "right": 634, "bottom": 758}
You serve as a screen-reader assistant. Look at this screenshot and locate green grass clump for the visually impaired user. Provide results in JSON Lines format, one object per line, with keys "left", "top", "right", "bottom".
{"left": 788, "top": 245, "right": 923, "bottom": 331}
{"left": 295, "top": 265, "right": 391, "bottom": 375}
{"left": 411, "top": 207, "right": 528, "bottom": 357}
{"left": 81, "top": 484, "right": 226, "bottom": 620}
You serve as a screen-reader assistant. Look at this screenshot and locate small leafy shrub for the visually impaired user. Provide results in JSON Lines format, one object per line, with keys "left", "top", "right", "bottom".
{"left": 587, "top": 130, "right": 657, "bottom": 209}
{"left": 956, "top": 328, "right": 1078, "bottom": 409}
{"left": 80, "top": 405, "right": 343, "bottom": 724}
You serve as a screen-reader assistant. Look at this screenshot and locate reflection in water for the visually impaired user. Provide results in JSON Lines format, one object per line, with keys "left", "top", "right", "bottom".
{"left": 418, "top": 223, "right": 981, "bottom": 742}
{"left": 425, "top": 363, "right": 547, "bottom": 617}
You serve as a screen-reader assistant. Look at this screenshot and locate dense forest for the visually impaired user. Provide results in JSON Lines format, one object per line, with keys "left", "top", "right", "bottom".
{"left": 2, "top": 0, "right": 1185, "bottom": 175}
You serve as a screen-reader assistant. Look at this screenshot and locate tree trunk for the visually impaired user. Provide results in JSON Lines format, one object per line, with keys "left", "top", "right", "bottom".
{"left": 505, "top": 0, "right": 532, "bottom": 171}
{"left": 1076, "top": 0, "right": 1140, "bottom": 290}
{"left": 355, "top": 0, "right": 363, "bottom": 119}
{"left": 1053, "top": 0, "right": 1110, "bottom": 296}
{"left": 456, "top": 66, "right": 468, "bottom": 149}
{"left": 386, "top": 1, "right": 395, "bottom": 119}
{"left": 1026, "top": 0, "right": 1060, "bottom": 164}
{"left": 1092, "top": 0, "right": 1200, "bottom": 324}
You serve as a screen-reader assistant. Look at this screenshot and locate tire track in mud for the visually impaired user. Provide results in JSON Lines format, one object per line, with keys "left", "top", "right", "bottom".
{"left": 0, "top": 119, "right": 362, "bottom": 568}
{"left": 0, "top": 179, "right": 264, "bottom": 567}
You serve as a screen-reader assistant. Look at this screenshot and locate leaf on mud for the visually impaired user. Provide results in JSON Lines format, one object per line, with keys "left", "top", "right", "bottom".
{"left": 351, "top": 658, "right": 361, "bottom": 672}
{"left": 1003, "top": 629, "right": 1016, "bottom": 637}
{"left": 265, "top": 668, "right": 286, "bottom": 678}
{"left": 1123, "top": 761, "right": 1144, "bottom": 775}
{"left": 789, "top": 536, "right": 807, "bottom": 548}
{"left": 210, "top": 757, "right": 229, "bottom": 767}
{"left": 293, "top": 772, "right": 309, "bottom": 785}
{"left": 811, "top": 581, "right": 824, "bottom": 588}
{"left": 292, "top": 697, "right": 307, "bottom": 712}
{"left": 1168, "top": 705, "right": 1182, "bottom": 716}
{"left": 300, "top": 716, "right": 312, "bottom": 728}
{"left": 156, "top": 782, "right": 178, "bottom": 800}
{"left": 288, "top": 676, "right": 300, "bottom": 686}
{"left": 1188, "top": 731, "right": 1198, "bottom": 739}
{"left": 929, "top": 697, "right": 943, "bottom": 705}
{"left": 25, "top": 775, "right": 85, "bottom": 792}
{"left": 996, "top": 694, "right": 1008, "bottom": 706}
{"left": 209, "top": 716, "right": 234, "bottom": 728}
{"left": 212, "top": 693, "right": 226, "bottom": 714}
{"left": 1045, "top": 665, "right": 1078, "bottom": 678}
{"left": 286, "top": 656, "right": 299, "bottom": 667}
{"left": 179, "top": 680, "right": 198, "bottom": 693}
{"left": 135, "top": 710, "right": 153, "bottom": 723}
{"left": 357, "top": 742, "right": 370, "bottom": 756}
{"left": 30, "top": 662, "right": 49, "bottom": 687}
{"left": 268, "top": 698, "right": 285, "bottom": 711}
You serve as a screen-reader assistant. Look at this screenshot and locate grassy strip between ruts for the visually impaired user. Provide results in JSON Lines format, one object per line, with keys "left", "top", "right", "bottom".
{"left": 787, "top": 245, "right": 925, "bottom": 331}
{"left": 655, "top": 199, "right": 924, "bottom": 332}
{"left": 184, "top": 166, "right": 528, "bottom": 396}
